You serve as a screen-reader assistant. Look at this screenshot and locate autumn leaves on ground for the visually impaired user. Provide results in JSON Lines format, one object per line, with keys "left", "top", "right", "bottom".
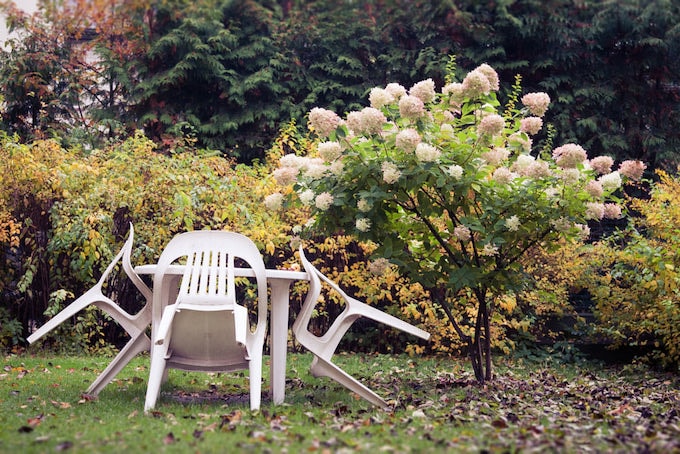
{"left": 1, "top": 353, "right": 678, "bottom": 453}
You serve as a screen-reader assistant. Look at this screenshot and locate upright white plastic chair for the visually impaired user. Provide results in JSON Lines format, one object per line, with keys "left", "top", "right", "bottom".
{"left": 27, "top": 223, "right": 152, "bottom": 395}
{"left": 293, "top": 246, "right": 430, "bottom": 408}
{"left": 144, "top": 231, "right": 268, "bottom": 412}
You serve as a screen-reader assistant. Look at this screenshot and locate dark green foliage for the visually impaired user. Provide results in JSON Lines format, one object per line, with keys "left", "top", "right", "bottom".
{"left": 371, "top": 1, "right": 465, "bottom": 86}
{"left": 135, "top": 0, "right": 284, "bottom": 159}
{"left": 451, "top": 0, "right": 680, "bottom": 170}
{"left": 2, "top": 0, "right": 678, "bottom": 166}
{"left": 581, "top": 0, "right": 680, "bottom": 169}
{"left": 134, "top": 0, "right": 458, "bottom": 160}
{"left": 112, "top": 0, "right": 680, "bottom": 167}
{"left": 274, "top": 1, "right": 379, "bottom": 116}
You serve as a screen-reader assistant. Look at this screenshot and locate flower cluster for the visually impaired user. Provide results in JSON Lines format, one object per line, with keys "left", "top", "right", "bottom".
{"left": 521, "top": 92, "right": 551, "bottom": 116}
{"left": 309, "top": 107, "right": 341, "bottom": 137}
{"left": 552, "top": 144, "right": 588, "bottom": 169}
{"left": 478, "top": 114, "right": 505, "bottom": 136}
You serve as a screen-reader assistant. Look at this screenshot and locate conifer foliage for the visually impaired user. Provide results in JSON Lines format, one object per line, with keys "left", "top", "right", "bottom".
{"left": 1, "top": 0, "right": 678, "bottom": 166}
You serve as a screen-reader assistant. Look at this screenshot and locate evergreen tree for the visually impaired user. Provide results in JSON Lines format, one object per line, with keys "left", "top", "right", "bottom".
{"left": 136, "top": 0, "right": 286, "bottom": 160}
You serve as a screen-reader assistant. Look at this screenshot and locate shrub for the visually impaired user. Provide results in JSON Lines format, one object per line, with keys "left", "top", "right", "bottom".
{"left": 0, "top": 131, "right": 294, "bottom": 350}
{"left": 267, "top": 62, "right": 644, "bottom": 381}
{"left": 574, "top": 170, "right": 680, "bottom": 369}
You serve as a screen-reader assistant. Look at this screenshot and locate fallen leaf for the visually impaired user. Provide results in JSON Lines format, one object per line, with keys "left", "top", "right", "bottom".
{"left": 270, "top": 417, "right": 287, "bottom": 431}
{"left": 492, "top": 418, "right": 508, "bottom": 429}
{"left": 249, "top": 430, "right": 266, "bottom": 441}
{"left": 78, "top": 393, "right": 97, "bottom": 403}
{"left": 202, "top": 422, "right": 218, "bottom": 432}
{"left": 608, "top": 404, "right": 633, "bottom": 416}
{"left": 55, "top": 441, "right": 73, "bottom": 451}
{"left": 221, "top": 409, "right": 242, "bottom": 425}
{"left": 51, "top": 400, "right": 71, "bottom": 409}
{"left": 163, "top": 432, "right": 176, "bottom": 445}
{"left": 27, "top": 414, "right": 44, "bottom": 427}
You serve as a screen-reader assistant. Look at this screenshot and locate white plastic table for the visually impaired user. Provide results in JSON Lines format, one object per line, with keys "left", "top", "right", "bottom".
{"left": 134, "top": 264, "right": 308, "bottom": 405}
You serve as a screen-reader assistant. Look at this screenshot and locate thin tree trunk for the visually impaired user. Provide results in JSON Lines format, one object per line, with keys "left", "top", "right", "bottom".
{"left": 472, "top": 287, "right": 492, "bottom": 382}
{"left": 439, "top": 285, "right": 493, "bottom": 383}
{"left": 482, "top": 296, "right": 493, "bottom": 381}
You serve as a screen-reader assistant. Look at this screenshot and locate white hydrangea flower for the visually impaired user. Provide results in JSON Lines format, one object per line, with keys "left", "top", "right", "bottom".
{"left": 599, "top": 171, "right": 622, "bottom": 191}
{"left": 299, "top": 189, "right": 315, "bottom": 206}
{"left": 395, "top": 128, "right": 421, "bottom": 153}
{"left": 357, "top": 199, "right": 372, "bottom": 212}
{"left": 409, "top": 78, "right": 436, "bottom": 103}
{"left": 446, "top": 164, "right": 464, "bottom": 179}
{"left": 385, "top": 82, "right": 407, "bottom": 99}
{"left": 273, "top": 166, "right": 299, "bottom": 186}
{"left": 329, "top": 159, "right": 344, "bottom": 176}
{"left": 369, "top": 87, "right": 394, "bottom": 109}
{"left": 304, "top": 162, "right": 327, "bottom": 179}
{"left": 264, "top": 193, "right": 284, "bottom": 210}
{"left": 356, "top": 218, "right": 372, "bottom": 232}
{"left": 585, "top": 202, "right": 605, "bottom": 220}
{"left": 381, "top": 161, "right": 401, "bottom": 184}
{"left": 318, "top": 141, "right": 343, "bottom": 162}
{"left": 561, "top": 168, "right": 581, "bottom": 185}
{"left": 505, "top": 215, "right": 520, "bottom": 232}
{"left": 453, "top": 225, "right": 471, "bottom": 241}
{"left": 480, "top": 243, "right": 499, "bottom": 256}
{"left": 415, "top": 143, "right": 440, "bottom": 162}
{"left": 315, "top": 192, "right": 334, "bottom": 210}
{"left": 492, "top": 167, "right": 516, "bottom": 184}
{"left": 279, "top": 153, "right": 304, "bottom": 168}
{"left": 368, "top": 258, "right": 391, "bottom": 276}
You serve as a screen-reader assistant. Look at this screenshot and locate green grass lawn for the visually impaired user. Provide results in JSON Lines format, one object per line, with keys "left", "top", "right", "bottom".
{"left": 1, "top": 351, "right": 678, "bottom": 453}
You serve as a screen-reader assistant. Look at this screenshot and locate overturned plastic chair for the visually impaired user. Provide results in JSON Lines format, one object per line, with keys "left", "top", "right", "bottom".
{"left": 144, "top": 231, "right": 268, "bottom": 412}
{"left": 27, "top": 223, "right": 152, "bottom": 395}
{"left": 293, "top": 246, "right": 430, "bottom": 409}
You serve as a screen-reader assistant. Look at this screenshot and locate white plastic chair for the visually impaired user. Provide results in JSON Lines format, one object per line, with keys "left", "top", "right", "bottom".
{"left": 27, "top": 223, "right": 153, "bottom": 395}
{"left": 144, "top": 231, "right": 268, "bottom": 412}
{"left": 293, "top": 246, "right": 430, "bottom": 408}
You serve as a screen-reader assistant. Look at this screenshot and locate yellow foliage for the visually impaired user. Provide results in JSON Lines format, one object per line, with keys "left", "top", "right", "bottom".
{"left": 497, "top": 293, "right": 517, "bottom": 313}
{"left": 569, "top": 168, "right": 680, "bottom": 368}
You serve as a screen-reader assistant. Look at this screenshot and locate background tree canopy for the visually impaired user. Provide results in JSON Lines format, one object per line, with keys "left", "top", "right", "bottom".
{"left": 1, "top": 0, "right": 678, "bottom": 167}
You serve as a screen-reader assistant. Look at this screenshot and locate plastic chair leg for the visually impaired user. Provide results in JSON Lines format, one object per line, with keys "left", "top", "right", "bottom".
{"left": 87, "top": 333, "right": 151, "bottom": 395}
{"left": 27, "top": 288, "right": 106, "bottom": 344}
{"left": 348, "top": 301, "right": 430, "bottom": 340}
{"left": 144, "top": 343, "right": 170, "bottom": 412}
{"left": 248, "top": 354, "right": 262, "bottom": 410}
{"left": 310, "top": 357, "right": 388, "bottom": 409}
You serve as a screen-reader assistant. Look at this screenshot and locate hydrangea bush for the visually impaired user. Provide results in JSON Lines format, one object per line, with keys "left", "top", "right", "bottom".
{"left": 267, "top": 63, "right": 645, "bottom": 382}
